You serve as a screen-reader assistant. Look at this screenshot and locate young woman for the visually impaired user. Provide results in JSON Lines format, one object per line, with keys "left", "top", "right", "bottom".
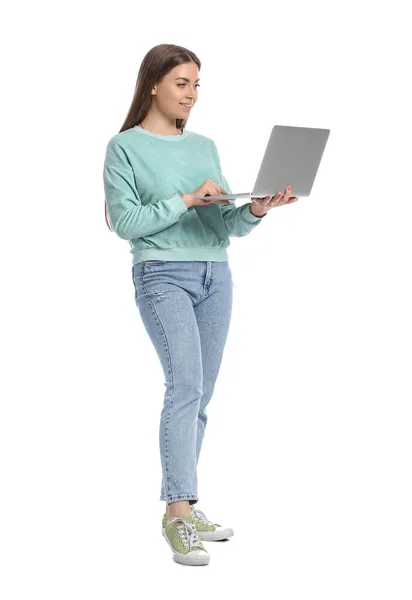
{"left": 103, "top": 43, "right": 298, "bottom": 566}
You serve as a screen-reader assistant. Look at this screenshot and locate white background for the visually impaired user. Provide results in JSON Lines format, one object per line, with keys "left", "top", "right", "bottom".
{"left": 1, "top": 0, "right": 411, "bottom": 597}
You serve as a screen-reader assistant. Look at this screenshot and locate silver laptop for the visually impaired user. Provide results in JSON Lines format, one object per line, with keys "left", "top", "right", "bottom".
{"left": 193, "top": 125, "right": 330, "bottom": 201}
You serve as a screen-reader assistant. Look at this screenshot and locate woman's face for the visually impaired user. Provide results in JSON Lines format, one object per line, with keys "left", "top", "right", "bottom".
{"left": 152, "top": 62, "right": 200, "bottom": 120}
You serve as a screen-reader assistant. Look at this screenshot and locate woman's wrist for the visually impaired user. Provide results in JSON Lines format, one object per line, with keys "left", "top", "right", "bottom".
{"left": 249, "top": 204, "right": 267, "bottom": 218}
{"left": 182, "top": 194, "right": 193, "bottom": 208}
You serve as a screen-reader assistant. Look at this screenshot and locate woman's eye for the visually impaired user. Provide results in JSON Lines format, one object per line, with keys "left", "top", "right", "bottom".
{"left": 178, "top": 83, "right": 200, "bottom": 88}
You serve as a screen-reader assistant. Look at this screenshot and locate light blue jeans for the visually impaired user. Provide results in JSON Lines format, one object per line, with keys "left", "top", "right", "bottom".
{"left": 131, "top": 260, "right": 233, "bottom": 506}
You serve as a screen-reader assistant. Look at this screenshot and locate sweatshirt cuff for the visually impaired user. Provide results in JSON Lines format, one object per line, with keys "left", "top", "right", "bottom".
{"left": 170, "top": 193, "right": 189, "bottom": 215}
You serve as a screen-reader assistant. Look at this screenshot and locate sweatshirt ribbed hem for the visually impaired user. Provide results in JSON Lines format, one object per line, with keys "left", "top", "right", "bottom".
{"left": 131, "top": 246, "right": 229, "bottom": 265}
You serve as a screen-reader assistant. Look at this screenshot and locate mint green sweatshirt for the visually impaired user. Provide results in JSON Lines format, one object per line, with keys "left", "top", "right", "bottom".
{"left": 103, "top": 125, "right": 265, "bottom": 265}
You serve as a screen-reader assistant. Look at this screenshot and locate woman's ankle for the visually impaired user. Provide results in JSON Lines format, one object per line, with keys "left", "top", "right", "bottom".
{"left": 166, "top": 500, "right": 191, "bottom": 517}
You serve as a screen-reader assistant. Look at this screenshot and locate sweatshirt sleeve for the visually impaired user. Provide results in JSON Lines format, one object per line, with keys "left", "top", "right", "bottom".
{"left": 210, "top": 141, "right": 265, "bottom": 238}
{"left": 103, "top": 141, "right": 188, "bottom": 240}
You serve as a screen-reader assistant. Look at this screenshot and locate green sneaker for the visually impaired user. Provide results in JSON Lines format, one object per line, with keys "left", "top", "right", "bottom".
{"left": 162, "top": 506, "right": 234, "bottom": 542}
{"left": 162, "top": 514, "right": 210, "bottom": 566}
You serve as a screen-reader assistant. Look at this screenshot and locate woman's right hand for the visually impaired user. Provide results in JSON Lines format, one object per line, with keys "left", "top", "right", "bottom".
{"left": 182, "top": 179, "right": 230, "bottom": 208}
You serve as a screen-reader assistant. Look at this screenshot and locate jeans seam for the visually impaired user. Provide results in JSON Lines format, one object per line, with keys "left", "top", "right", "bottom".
{"left": 140, "top": 276, "right": 174, "bottom": 500}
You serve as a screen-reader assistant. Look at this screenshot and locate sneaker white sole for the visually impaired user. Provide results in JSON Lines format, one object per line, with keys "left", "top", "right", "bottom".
{"left": 162, "top": 528, "right": 210, "bottom": 565}
{"left": 162, "top": 526, "right": 234, "bottom": 541}
{"left": 197, "top": 527, "right": 234, "bottom": 541}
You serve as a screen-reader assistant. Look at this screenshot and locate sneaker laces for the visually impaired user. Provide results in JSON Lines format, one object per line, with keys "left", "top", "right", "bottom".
{"left": 190, "top": 506, "right": 215, "bottom": 526}
{"left": 166, "top": 516, "right": 202, "bottom": 551}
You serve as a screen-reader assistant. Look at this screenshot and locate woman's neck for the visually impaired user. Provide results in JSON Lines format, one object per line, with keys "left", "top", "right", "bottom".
{"left": 139, "top": 122, "right": 182, "bottom": 135}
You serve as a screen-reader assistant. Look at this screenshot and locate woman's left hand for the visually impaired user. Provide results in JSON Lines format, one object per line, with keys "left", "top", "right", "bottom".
{"left": 250, "top": 185, "right": 299, "bottom": 217}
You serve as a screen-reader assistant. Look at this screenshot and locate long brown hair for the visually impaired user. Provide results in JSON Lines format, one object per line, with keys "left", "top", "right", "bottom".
{"left": 105, "top": 44, "right": 201, "bottom": 231}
